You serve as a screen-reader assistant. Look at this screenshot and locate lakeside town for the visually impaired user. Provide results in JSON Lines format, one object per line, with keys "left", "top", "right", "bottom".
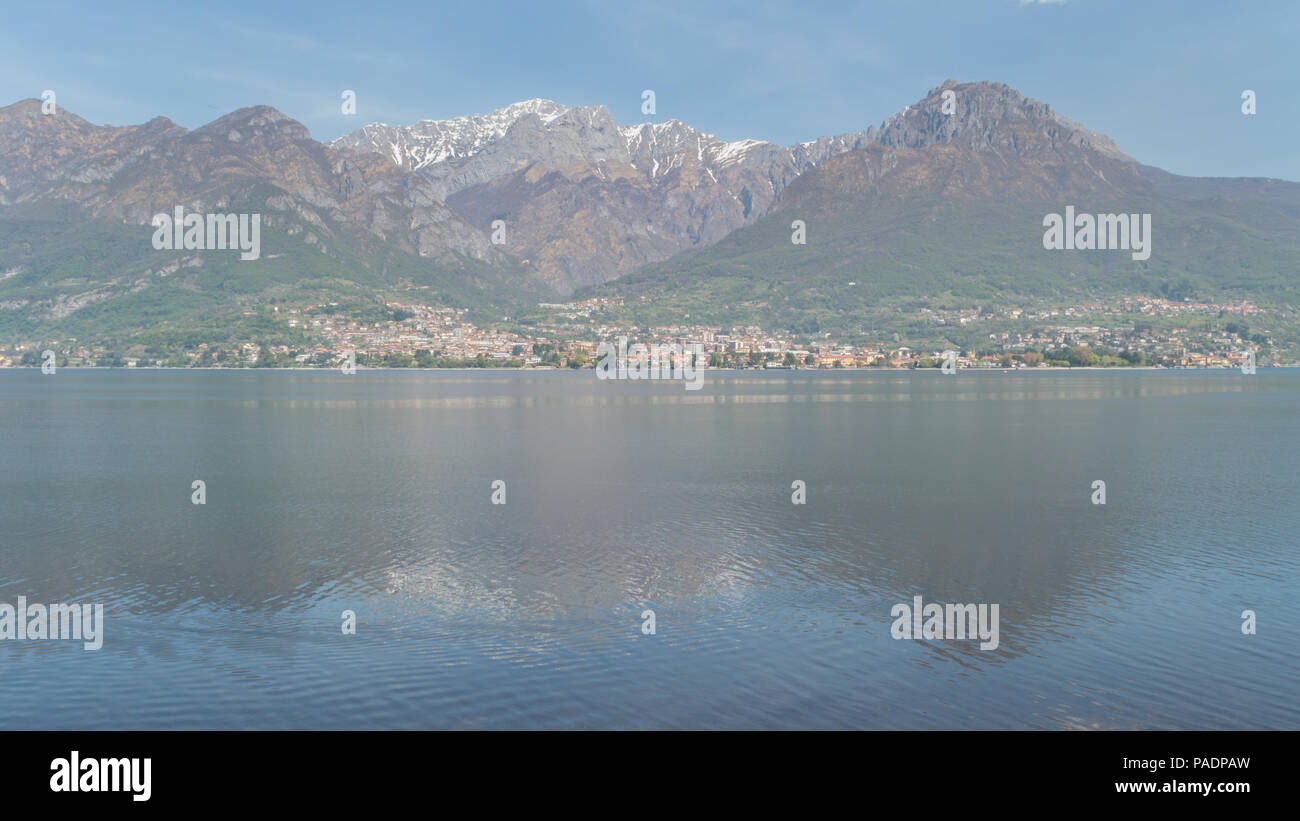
{"left": 2, "top": 294, "right": 1291, "bottom": 370}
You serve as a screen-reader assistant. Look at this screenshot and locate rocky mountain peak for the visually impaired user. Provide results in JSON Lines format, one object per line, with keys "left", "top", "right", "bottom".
{"left": 0, "top": 98, "right": 98, "bottom": 135}
{"left": 191, "top": 106, "right": 313, "bottom": 144}
{"left": 874, "top": 80, "right": 1133, "bottom": 163}
{"left": 333, "top": 98, "right": 589, "bottom": 172}
{"left": 483, "top": 98, "right": 570, "bottom": 124}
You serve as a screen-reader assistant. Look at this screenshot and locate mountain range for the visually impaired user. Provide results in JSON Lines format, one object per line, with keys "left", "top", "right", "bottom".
{"left": 330, "top": 96, "right": 884, "bottom": 292}
{"left": 1, "top": 79, "right": 1297, "bottom": 347}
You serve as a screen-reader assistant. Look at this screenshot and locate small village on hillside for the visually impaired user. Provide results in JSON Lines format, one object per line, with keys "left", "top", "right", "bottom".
{"left": 2, "top": 293, "right": 1287, "bottom": 369}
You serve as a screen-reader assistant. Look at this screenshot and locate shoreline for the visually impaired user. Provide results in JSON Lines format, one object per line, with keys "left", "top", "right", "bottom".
{"left": 2, "top": 365, "right": 1292, "bottom": 372}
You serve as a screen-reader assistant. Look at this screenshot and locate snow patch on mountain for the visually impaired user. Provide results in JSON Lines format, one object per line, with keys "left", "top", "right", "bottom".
{"left": 332, "top": 98, "right": 571, "bottom": 171}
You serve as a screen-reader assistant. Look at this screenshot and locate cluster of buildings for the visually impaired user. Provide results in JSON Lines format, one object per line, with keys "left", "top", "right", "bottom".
{"left": 0, "top": 295, "right": 1287, "bottom": 368}
{"left": 921, "top": 297, "right": 1267, "bottom": 326}
{"left": 285, "top": 303, "right": 542, "bottom": 364}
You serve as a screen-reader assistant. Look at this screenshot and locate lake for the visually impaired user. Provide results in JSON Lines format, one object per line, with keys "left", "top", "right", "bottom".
{"left": 1, "top": 368, "right": 1296, "bottom": 729}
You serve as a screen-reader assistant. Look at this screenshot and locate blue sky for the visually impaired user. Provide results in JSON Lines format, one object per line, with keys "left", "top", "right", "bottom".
{"left": 3, "top": 0, "right": 1296, "bottom": 180}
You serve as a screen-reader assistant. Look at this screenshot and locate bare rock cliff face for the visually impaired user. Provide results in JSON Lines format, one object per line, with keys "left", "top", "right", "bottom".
{"left": 334, "top": 99, "right": 881, "bottom": 293}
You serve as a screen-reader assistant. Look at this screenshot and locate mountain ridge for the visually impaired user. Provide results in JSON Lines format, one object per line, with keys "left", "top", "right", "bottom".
{"left": 2, "top": 81, "right": 1297, "bottom": 352}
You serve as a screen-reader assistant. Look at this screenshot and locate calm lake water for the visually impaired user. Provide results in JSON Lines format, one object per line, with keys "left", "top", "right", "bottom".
{"left": 1, "top": 368, "right": 1296, "bottom": 729}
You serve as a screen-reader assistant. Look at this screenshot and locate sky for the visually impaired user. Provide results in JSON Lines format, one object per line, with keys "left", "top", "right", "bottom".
{"left": 2, "top": 0, "right": 1296, "bottom": 180}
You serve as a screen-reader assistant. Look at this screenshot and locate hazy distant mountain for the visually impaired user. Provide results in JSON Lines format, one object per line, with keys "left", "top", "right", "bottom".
{"left": 583, "top": 80, "right": 1300, "bottom": 332}
{"left": 0, "top": 99, "right": 550, "bottom": 341}
{"left": 2, "top": 80, "right": 1297, "bottom": 348}
{"left": 333, "top": 100, "right": 876, "bottom": 292}
{"left": 0, "top": 100, "right": 517, "bottom": 262}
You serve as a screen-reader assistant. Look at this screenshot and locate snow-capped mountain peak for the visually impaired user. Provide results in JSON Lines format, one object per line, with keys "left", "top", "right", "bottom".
{"left": 337, "top": 101, "right": 826, "bottom": 186}
{"left": 331, "top": 98, "right": 573, "bottom": 171}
